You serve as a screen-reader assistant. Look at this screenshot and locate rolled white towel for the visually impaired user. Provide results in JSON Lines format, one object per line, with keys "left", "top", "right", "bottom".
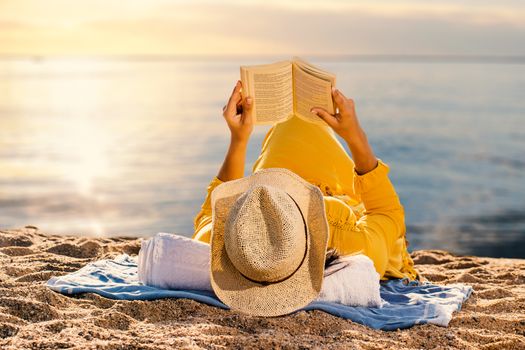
{"left": 316, "top": 254, "right": 382, "bottom": 308}
{"left": 138, "top": 232, "right": 211, "bottom": 291}
{"left": 138, "top": 233, "right": 382, "bottom": 308}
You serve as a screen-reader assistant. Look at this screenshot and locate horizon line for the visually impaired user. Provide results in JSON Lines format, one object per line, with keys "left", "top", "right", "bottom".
{"left": 1, "top": 53, "right": 525, "bottom": 64}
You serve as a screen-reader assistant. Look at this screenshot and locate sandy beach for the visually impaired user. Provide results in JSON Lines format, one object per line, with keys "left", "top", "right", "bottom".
{"left": 0, "top": 226, "right": 524, "bottom": 349}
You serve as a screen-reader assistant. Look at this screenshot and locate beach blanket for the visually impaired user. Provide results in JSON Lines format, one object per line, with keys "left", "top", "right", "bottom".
{"left": 46, "top": 254, "right": 473, "bottom": 331}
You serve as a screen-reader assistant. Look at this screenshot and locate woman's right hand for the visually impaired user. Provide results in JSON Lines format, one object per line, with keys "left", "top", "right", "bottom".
{"left": 310, "top": 88, "right": 363, "bottom": 145}
{"left": 311, "top": 88, "right": 378, "bottom": 175}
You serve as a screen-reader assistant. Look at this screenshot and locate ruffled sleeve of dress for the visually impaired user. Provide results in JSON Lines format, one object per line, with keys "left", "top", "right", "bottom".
{"left": 192, "top": 176, "right": 224, "bottom": 244}
{"left": 324, "top": 196, "right": 358, "bottom": 250}
{"left": 353, "top": 160, "right": 419, "bottom": 280}
{"left": 324, "top": 159, "right": 419, "bottom": 281}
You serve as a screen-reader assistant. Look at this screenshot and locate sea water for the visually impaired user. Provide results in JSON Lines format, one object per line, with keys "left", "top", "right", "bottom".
{"left": 1, "top": 57, "right": 524, "bottom": 258}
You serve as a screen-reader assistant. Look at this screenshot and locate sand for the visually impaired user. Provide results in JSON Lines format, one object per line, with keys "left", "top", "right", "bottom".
{"left": 0, "top": 226, "right": 524, "bottom": 350}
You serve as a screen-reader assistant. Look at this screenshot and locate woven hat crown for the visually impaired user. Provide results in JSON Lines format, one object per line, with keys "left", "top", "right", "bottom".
{"left": 223, "top": 184, "right": 307, "bottom": 284}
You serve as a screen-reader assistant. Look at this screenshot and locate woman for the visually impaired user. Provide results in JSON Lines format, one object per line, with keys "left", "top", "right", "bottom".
{"left": 192, "top": 80, "right": 419, "bottom": 281}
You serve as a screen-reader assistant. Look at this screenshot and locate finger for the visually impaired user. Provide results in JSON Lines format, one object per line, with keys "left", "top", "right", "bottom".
{"left": 241, "top": 96, "right": 253, "bottom": 123}
{"left": 331, "top": 88, "right": 347, "bottom": 112}
{"left": 334, "top": 87, "right": 348, "bottom": 100}
{"left": 236, "top": 98, "right": 243, "bottom": 114}
{"left": 310, "top": 107, "right": 336, "bottom": 127}
{"left": 225, "top": 81, "right": 242, "bottom": 116}
{"left": 333, "top": 88, "right": 356, "bottom": 112}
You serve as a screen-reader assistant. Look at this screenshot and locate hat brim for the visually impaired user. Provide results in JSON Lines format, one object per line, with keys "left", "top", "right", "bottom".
{"left": 210, "top": 168, "right": 329, "bottom": 317}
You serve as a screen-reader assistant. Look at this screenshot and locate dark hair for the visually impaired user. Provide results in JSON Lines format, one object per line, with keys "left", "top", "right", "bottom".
{"left": 324, "top": 248, "right": 340, "bottom": 268}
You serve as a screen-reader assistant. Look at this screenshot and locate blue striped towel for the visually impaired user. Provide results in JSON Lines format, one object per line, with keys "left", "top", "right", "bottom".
{"left": 46, "top": 254, "right": 472, "bottom": 331}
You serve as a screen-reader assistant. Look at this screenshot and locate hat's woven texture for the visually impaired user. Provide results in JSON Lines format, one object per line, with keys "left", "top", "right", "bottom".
{"left": 210, "top": 168, "right": 329, "bottom": 317}
{"left": 224, "top": 185, "right": 307, "bottom": 284}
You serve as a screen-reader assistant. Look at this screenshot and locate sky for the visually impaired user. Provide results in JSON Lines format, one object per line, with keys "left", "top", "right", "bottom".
{"left": 1, "top": 0, "right": 524, "bottom": 56}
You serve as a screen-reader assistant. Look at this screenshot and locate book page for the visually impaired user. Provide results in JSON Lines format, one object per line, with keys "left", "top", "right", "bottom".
{"left": 293, "top": 56, "right": 336, "bottom": 82}
{"left": 292, "top": 59, "right": 336, "bottom": 126}
{"left": 240, "top": 61, "right": 293, "bottom": 125}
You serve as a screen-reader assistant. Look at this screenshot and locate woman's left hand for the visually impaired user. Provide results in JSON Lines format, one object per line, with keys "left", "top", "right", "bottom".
{"left": 222, "top": 80, "right": 254, "bottom": 143}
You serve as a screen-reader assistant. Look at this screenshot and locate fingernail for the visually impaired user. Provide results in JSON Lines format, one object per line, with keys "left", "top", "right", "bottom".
{"left": 331, "top": 87, "right": 336, "bottom": 93}
{"left": 246, "top": 97, "right": 252, "bottom": 104}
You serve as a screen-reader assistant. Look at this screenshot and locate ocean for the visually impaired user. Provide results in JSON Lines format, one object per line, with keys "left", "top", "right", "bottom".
{"left": 1, "top": 56, "right": 524, "bottom": 258}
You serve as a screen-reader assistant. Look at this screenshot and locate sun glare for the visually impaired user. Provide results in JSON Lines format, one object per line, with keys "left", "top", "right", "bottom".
{"left": 57, "top": 118, "right": 110, "bottom": 196}
{"left": 45, "top": 64, "right": 112, "bottom": 196}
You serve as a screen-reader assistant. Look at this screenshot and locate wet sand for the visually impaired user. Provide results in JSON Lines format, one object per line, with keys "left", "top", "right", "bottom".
{"left": 1, "top": 227, "right": 524, "bottom": 349}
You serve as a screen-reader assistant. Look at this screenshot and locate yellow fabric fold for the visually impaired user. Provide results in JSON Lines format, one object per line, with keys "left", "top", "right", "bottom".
{"left": 192, "top": 176, "right": 222, "bottom": 244}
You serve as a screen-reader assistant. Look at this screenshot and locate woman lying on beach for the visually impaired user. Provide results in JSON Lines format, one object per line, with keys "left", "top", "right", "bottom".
{"left": 190, "top": 80, "right": 419, "bottom": 315}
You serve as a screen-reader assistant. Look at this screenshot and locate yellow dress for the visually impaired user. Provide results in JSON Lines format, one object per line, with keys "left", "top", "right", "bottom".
{"left": 192, "top": 114, "right": 419, "bottom": 281}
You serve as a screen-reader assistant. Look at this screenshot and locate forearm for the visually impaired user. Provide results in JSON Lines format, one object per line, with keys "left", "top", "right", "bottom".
{"left": 343, "top": 126, "right": 378, "bottom": 175}
{"left": 347, "top": 127, "right": 403, "bottom": 217}
{"left": 217, "top": 136, "right": 248, "bottom": 182}
{"left": 344, "top": 129, "right": 403, "bottom": 214}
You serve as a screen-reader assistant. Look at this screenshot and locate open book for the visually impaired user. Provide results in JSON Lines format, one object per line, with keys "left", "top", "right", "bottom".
{"left": 240, "top": 57, "right": 336, "bottom": 126}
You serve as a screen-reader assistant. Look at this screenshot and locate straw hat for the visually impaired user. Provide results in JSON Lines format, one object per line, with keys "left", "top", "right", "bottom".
{"left": 210, "top": 168, "right": 329, "bottom": 317}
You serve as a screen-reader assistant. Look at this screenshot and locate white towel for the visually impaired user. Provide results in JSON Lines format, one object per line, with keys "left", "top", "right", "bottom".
{"left": 138, "top": 233, "right": 382, "bottom": 307}
{"left": 316, "top": 254, "right": 382, "bottom": 307}
{"left": 138, "top": 232, "right": 212, "bottom": 290}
